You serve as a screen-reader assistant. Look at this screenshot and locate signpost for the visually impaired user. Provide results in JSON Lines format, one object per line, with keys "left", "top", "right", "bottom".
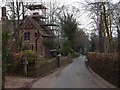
{"left": 22, "top": 61, "right": 28, "bottom": 76}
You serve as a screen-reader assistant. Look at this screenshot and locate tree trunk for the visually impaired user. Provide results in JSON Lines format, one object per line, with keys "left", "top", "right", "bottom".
{"left": 103, "top": 5, "right": 113, "bottom": 52}
{"left": 99, "top": 11, "right": 105, "bottom": 53}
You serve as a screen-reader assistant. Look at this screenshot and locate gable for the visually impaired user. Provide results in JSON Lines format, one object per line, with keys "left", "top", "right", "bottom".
{"left": 20, "top": 16, "right": 55, "bottom": 37}
{"left": 20, "top": 17, "right": 35, "bottom": 30}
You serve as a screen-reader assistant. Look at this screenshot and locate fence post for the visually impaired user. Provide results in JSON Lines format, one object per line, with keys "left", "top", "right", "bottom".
{"left": 57, "top": 54, "right": 61, "bottom": 67}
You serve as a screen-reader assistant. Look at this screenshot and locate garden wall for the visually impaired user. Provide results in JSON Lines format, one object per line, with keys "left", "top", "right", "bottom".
{"left": 86, "top": 52, "right": 119, "bottom": 87}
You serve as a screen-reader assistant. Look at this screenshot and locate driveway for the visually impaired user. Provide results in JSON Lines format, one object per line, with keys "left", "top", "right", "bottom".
{"left": 31, "top": 55, "right": 116, "bottom": 88}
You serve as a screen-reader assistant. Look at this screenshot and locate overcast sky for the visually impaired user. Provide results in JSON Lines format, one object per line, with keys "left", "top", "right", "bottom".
{"left": 0, "top": 0, "right": 119, "bottom": 30}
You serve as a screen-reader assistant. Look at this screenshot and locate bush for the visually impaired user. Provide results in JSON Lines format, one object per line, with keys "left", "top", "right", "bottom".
{"left": 22, "top": 50, "right": 36, "bottom": 63}
{"left": 4, "top": 53, "right": 18, "bottom": 73}
{"left": 61, "top": 41, "right": 73, "bottom": 56}
{"left": 5, "top": 50, "right": 36, "bottom": 74}
{"left": 13, "top": 50, "right": 36, "bottom": 63}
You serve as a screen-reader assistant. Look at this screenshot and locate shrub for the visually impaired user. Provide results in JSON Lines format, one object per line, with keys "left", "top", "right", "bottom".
{"left": 6, "top": 50, "right": 36, "bottom": 74}
{"left": 4, "top": 53, "right": 18, "bottom": 73}
{"left": 61, "top": 41, "right": 73, "bottom": 56}
{"left": 22, "top": 50, "right": 36, "bottom": 64}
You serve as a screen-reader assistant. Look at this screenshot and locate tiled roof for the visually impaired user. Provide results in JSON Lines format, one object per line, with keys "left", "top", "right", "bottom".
{"left": 20, "top": 16, "right": 54, "bottom": 37}
{"left": 25, "top": 4, "right": 47, "bottom": 10}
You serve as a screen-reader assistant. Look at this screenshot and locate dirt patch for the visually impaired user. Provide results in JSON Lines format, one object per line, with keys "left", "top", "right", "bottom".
{"left": 4, "top": 55, "right": 79, "bottom": 88}
{"left": 5, "top": 76, "right": 38, "bottom": 88}
{"left": 4, "top": 66, "right": 66, "bottom": 88}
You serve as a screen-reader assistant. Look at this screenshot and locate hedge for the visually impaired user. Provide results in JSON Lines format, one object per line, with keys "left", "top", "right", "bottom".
{"left": 27, "top": 54, "right": 74, "bottom": 77}
{"left": 6, "top": 52, "right": 80, "bottom": 77}
{"left": 86, "top": 52, "right": 119, "bottom": 87}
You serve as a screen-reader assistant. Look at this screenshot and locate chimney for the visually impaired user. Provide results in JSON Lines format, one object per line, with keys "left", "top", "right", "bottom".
{"left": 2, "top": 7, "right": 6, "bottom": 17}
{"left": 1, "top": 6, "right": 7, "bottom": 20}
{"left": 2, "top": 6, "right": 8, "bottom": 30}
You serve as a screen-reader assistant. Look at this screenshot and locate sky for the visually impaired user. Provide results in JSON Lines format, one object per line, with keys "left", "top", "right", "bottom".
{"left": 0, "top": 0, "right": 119, "bottom": 31}
{"left": 51, "top": 0, "right": 119, "bottom": 31}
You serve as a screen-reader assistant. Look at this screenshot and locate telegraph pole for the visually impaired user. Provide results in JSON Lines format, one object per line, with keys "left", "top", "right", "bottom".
{"left": 117, "top": 17, "right": 120, "bottom": 88}
{"left": 118, "top": 17, "right": 120, "bottom": 53}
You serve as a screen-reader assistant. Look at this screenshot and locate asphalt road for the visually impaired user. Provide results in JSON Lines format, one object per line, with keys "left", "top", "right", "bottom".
{"left": 31, "top": 55, "right": 116, "bottom": 88}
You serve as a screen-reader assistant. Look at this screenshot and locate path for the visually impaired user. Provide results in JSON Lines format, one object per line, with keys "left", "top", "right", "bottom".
{"left": 31, "top": 55, "right": 116, "bottom": 88}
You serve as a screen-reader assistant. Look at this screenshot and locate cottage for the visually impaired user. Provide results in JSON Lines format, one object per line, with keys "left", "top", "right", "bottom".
{"left": 1, "top": 4, "right": 56, "bottom": 57}
{"left": 19, "top": 4, "right": 56, "bottom": 57}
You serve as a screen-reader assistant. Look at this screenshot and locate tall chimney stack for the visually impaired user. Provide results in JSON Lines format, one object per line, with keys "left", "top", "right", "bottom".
{"left": 1, "top": 6, "right": 7, "bottom": 30}
{"left": 1, "top": 0, "right": 7, "bottom": 20}
{"left": 2, "top": 7, "right": 7, "bottom": 20}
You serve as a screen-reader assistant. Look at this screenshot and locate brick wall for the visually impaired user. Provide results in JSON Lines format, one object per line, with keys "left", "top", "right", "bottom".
{"left": 20, "top": 29, "right": 45, "bottom": 57}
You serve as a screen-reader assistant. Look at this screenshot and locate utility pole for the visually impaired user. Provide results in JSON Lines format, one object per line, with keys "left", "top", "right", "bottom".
{"left": 117, "top": 17, "right": 120, "bottom": 88}
{"left": 117, "top": 17, "right": 120, "bottom": 53}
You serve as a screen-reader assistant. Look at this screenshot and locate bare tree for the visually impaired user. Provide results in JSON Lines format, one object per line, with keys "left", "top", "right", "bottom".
{"left": 6, "top": 0, "right": 29, "bottom": 52}
{"left": 44, "top": 1, "right": 81, "bottom": 49}
{"left": 83, "top": 0, "right": 116, "bottom": 53}
{"left": 112, "top": 1, "right": 120, "bottom": 52}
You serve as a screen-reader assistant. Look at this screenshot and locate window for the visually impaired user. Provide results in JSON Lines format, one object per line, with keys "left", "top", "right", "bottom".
{"left": 35, "top": 33, "right": 38, "bottom": 37}
{"left": 24, "top": 32, "right": 30, "bottom": 40}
